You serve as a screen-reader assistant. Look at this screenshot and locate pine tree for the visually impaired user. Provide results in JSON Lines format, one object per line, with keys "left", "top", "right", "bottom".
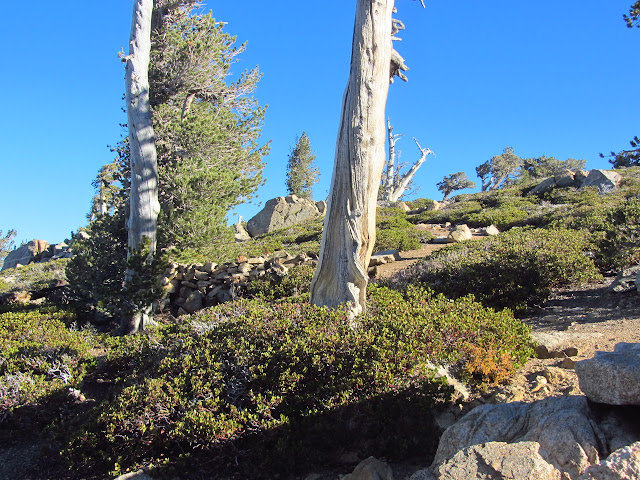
{"left": 286, "top": 132, "right": 319, "bottom": 199}
{"left": 437, "top": 172, "right": 476, "bottom": 200}
{"left": 150, "top": 3, "right": 269, "bottom": 249}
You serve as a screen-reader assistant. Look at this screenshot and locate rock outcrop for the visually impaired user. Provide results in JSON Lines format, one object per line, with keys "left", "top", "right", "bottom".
{"left": 246, "top": 195, "right": 323, "bottom": 237}
{"left": 528, "top": 169, "right": 622, "bottom": 196}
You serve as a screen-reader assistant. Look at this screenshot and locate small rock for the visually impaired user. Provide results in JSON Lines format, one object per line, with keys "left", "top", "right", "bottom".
{"left": 342, "top": 457, "right": 393, "bottom": 480}
{"left": 447, "top": 224, "right": 472, "bottom": 243}
{"left": 482, "top": 224, "right": 500, "bottom": 236}
{"left": 560, "top": 357, "right": 577, "bottom": 370}
{"left": 183, "top": 290, "right": 204, "bottom": 314}
{"left": 543, "top": 366, "right": 572, "bottom": 384}
{"left": 531, "top": 375, "right": 548, "bottom": 392}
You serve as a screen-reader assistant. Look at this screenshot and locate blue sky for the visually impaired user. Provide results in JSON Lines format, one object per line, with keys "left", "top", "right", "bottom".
{"left": 1, "top": 0, "right": 638, "bottom": 244}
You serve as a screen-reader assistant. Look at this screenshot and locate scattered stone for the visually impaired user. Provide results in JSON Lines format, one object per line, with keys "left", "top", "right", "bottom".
{"left": 183, "top": 290, "right": 204, "bottom": 314}
{"left": 533, "top": 331, "right": 596, "bottom": 359}
{"left": 560, "top": 358, "right": 577, "bottom": 370}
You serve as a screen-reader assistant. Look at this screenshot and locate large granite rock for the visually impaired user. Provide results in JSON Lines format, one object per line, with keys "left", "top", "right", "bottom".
{"left": 2, "top": 240, "right": 49, "bottom": 271}
{"left": 431, "top": 441, "right": 562, "bottom": 480}
{"left": 578, "top": 442, "right": 640, "bottom": 480}
{"left": 608, "top": 265, "right": 640, "bottom": 293}
{"left": 528, "top": 169, "right": 621, "bottom": 196}
{"left": 580, "top": 169, "right": 622, "bottom": 193}
{"left": 432, "top": 396, "right": 604, "bottom": 479}
{"left": 575, "top": 343, "right": 640, "bottom": 405}
{"left": 246, "top": 195, "right": 320, "bottom": 237}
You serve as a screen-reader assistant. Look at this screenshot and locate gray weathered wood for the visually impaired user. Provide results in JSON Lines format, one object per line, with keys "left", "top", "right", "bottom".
{"left": 310, "top": 0, "right": 395, "bottom": 317}
{"left": 124, "top": 0, "right": 160, "bottom": 333}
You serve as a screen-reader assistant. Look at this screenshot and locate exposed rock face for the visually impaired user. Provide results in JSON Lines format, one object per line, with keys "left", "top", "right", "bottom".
{"left": 578, "top": 442, "right": 640, "bottom": 480}
{"left": 447, "top": 224, "right": 472, "bottom": 243}
{"left": 432, "top": 442, "right": 563, "bottom": 480}
{"left": 528, "top": 169, "right": 622, "bottom": 196}
{"left": 432, "top": 396, "right": 604, "bottom": 479}
{"left": 575, "top": 343, "right": 640, "bottom": 405}
{"left": 2, "top": 240, "right": 50, "bottom": 271}
{"left": 247, "top": 195, "right": 321, "bottom": 237}
{"left": 581, "top": 169, "right": 622, "bottom": 193}
{"left": 316, "top": 200, "right": 328, "bottom": 215}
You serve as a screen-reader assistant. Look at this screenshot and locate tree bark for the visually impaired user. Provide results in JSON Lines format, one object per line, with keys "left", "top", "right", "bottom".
{"left": 310, "top": 0, "right": 394, "bottom": 317}
{"left": 123, "top": 0, "right": 160, "bottom": 334}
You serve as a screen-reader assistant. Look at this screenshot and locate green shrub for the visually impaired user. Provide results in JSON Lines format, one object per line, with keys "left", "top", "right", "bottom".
{"left": 241, "top": 264, "right": 315, "bottom": 301}
{"left": 0, "top": 258, "right": 69, "bottom": 294}
{"left": 174, "top": 219, "right": 324, "bottom": 265}
{"left": 65, "top": 213, "right": 128, "bottom": 316}
{"left": 407, "top": 198, "right": 437, "bottom": 211}
{"left": 375, "top": 208, "right": 430, "bottom": 252}
{"left": 389, "top": 228, "right": 602, "bottom": 312}
{"left": 65, "top": 288, "right": 531, "bottom": 478}
{"left": 0, "top": 306, "right": 98, "bottom": 429}
{"left": 598, "top": 197, "right": 640, "bottom": 271}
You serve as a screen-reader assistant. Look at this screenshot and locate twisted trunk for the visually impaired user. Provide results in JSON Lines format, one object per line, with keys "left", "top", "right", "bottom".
{"left": 310, "top": 0, "right": 394, "bottom": 317}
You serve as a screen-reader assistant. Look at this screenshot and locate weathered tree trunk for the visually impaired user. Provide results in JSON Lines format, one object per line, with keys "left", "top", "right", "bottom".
{"left": 385, "top": 137, "right": 433, "bottom": 203}
{"left": 310, "top": 0, "right": 395, "bottom": 317}
{"left": 123, "top": 0, "right": 160, "bottom": 334}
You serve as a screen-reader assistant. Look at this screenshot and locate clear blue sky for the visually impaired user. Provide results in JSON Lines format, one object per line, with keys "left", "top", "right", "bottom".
{"left": 1, "top": 0, "right": 637, "bottom": 244}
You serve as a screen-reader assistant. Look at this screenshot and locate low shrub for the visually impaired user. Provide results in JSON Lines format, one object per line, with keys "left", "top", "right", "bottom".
{"left": 375, "top": 208, "right": 431, "bottom": 252}
{"left": 0, "top": 305, "right": 98, "bottom": 431}
{"left": 64, "top": 287, "right": 531, "bottom": 478}
{"left": 241, "top": 264, "right": 315, "bottom": 301}
{"left": 598, "top": 197, "right": 640, "bottom": 272}
{"left": 174, "top": 219, "right": 324, "bottom": 265}
{"left": 388, "top": 228, "right": 602, "bottom": 312}
{"left": 0, "top": 258, "right": 69, "bottom": 294}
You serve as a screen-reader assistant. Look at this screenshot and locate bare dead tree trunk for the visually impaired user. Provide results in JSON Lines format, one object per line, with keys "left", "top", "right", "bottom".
{"left": 385, "top": 138, "right": 434, "bottom": 203}
{"left": 310, "top": 0, "right": 395, "bottom": 318}
{"left": 123, "top": 0, "right": 160, "bottom": 334}
{"left": 381, "top": 117, "right": 402, "bottom": 194}
{"left": 380, "top": 118, "right": 434, "bottom": 204}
